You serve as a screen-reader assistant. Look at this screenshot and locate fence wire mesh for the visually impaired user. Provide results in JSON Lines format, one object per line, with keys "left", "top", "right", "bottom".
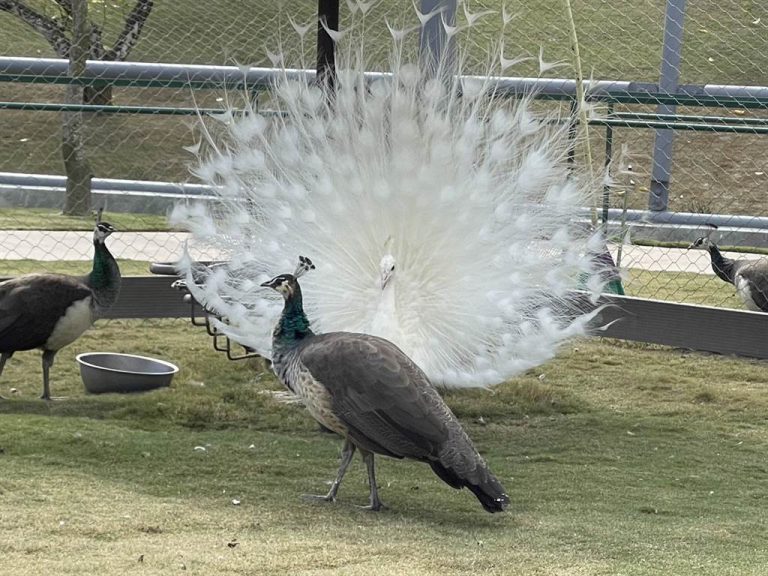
{"left": 0, "top": 0, "right": 767, "bottom": 313}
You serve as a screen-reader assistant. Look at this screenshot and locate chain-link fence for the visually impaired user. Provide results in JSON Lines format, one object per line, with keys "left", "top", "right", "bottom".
{"left": 1, "top": 0, "right": 767, "bottom": 312}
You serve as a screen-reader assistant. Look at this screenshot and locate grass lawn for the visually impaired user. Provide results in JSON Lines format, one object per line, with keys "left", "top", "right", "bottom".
{"left": 0, "top": 208, "right": 170, "bottom": 231}
{"left": 0, "top": 259, "right": 150, "bottom": 276}
{"left": 623, "top": 267, "right": 745, "bottom": 309}
{"left": 1, "top": 320, "right": 767, "bottom": 575}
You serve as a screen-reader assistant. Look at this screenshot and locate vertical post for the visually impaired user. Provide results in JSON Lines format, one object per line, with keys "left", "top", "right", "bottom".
{"left": 602, "top": 103, "right": 614, "bottom": 232}
{"left": 419, "top": 0, "right": 457, "bottom": 76}
{"left": 62, "top": 0, "right": 93, "bottom": 216}
{"left": 566, "top": 99, "right": 578, "bottom": 166}
{"left": 649, "top": 0, "right": 687, "bottom": 211}
{"left": 316, "top": 0, "right": 340, "bottom": 90}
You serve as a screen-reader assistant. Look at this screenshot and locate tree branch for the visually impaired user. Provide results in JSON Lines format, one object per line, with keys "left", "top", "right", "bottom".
{"left": 104, "top": 0, "right": 153, "bottom": 61}
{"left": 0, "top": 0, "right": 71, "bottom": 57}
{"left": 54, "top": 0, "right": 73, "bottom": 18}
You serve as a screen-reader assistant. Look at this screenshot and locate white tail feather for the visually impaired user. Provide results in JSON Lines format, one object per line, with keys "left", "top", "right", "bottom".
{"left": 175, "top": 14, "right": 608, "bottom": 388}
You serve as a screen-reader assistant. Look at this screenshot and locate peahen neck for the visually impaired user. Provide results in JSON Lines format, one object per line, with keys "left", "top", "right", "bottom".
{"left": 88, "top": 239, "right": 121, "bottom": 307}
{"left": 708, "top": 245, "right": 734, "bottom": 284}
{"left": 273, "top": 284, "right": 314, "bottom": 350}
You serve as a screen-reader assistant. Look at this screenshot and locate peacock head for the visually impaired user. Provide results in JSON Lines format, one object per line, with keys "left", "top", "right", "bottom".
{"left": 260, "top": 256, "right": 315, "bottom": 300}
{"left": 379, "top": 254, "right": 396, "bottom": 290}
{"left": 93, "top": 221, "right": 116, "bottom": 244}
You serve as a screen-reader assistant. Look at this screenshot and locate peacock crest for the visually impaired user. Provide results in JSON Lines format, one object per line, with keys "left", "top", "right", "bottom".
{"left": 172, "top": 2, "right": 609, "bottom": 387}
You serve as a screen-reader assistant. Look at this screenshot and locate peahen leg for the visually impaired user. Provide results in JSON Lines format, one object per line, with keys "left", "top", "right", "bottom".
{"left": 0, "top": 352, "right": 11, "bottom": 399}
{"left": 41, "top": 350, "right": 56, "bottom": 401}
{"left": 303, "top": 438, "right": 356, "bottom": 503}
{"left": 359, "top": 449, "right": 384, "bottom": 511}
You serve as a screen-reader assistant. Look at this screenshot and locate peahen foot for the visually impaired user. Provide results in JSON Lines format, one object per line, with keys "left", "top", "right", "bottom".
{"left": 302, "top": 492, "right": 337, "bottom": 504}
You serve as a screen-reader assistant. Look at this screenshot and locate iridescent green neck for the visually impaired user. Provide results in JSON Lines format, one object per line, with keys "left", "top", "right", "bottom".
{"left": 89, "top": 240, "right": 119, "bottom": 290}
{"left": 274, "top": 285, "right": 313, "bottom": 345}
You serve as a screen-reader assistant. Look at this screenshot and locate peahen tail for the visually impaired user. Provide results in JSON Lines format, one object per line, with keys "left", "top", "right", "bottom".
{"left": 171, "top": 5, "right": 611, "bottom": 388}
{"left": 429, "top": 424, "right": 509, "bottom": 513}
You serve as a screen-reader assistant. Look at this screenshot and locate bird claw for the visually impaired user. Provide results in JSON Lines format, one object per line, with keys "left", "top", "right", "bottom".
{"left": 357, "top": 500, "right": 386, "bottom": 512}
{"left": 302, "top": 493, "right": 336, "bottom": 504}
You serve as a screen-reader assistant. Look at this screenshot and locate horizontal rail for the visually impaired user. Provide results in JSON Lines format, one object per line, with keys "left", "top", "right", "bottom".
{"left": 593, "top": 293, "right": 768, "bottom": 359}
{"left": 3, "top": 171, "right": 768, "bottom": 231}
{"left": 2, "top": 57, "right": 768, "bottom": 108}
{"left": 0, "top": 171, "right": 213, "bottom": 197}
{"left": 611, "top": 112, "right": 768, "bottom": 125}
{"left": 104, "top": 277, "right": 768, "bottom": 361}
{"left": 0, "top": 101, "right": 227, "bottom": 115}
{"left": 0, "top": 272, "right": 761, "bottom": 359}
{"left": 590, "top": 117, "right": 768, "bottom": 134}
{"left": 591, "top": 208, "right": 768, "bottom": 229}
{"left": 3, "top": 104, "right": 767, "bottom": 133}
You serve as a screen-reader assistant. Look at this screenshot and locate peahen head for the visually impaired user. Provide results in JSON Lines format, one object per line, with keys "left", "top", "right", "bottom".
{"left": 379, "top": 254, "right": 396, "bottom": 290}
{"left": 93, "top": 221, "right": 116, "bottom": 244}
{"left": 688, "top": 236, "right": 711, "bottom": 249}
{"left": 260, "top": 256, "right": 316, "bottom": 300}
{"left": 688, "top": 224, "right": 718, "bottom": 249}
{"left": 260, "top": 273, "right": 300, "bottom": 300}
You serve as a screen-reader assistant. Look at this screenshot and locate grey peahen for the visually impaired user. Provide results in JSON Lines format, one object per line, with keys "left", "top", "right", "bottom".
{"left": 690, "top": 225, "right": 768, "bottom": 312}
{"left": 261, "top": 256, "right": 509, "bottom": 513}
{"left": 0, "top": 221, "right": 121, "bottom": 399}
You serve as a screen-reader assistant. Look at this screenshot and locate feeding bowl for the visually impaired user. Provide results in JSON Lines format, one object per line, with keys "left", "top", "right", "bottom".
{"left": 76, "top": 352, "right": 179, "bottom": 394}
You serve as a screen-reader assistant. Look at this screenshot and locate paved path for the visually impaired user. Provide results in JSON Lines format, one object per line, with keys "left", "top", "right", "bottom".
{"left": 0, "top": 230, "right": 764, "bottom": 274}
{"left": 0, "top": 230, "right": 219, "bottom": 262}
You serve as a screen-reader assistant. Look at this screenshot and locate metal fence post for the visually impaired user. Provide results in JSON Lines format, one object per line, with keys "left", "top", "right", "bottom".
{"left": 419, "top": 0, "right": 457, "bottom": 75}
{"left": 649, "top": 0, "right": 687, "bottom": 211}
{"left": 316, "top": 0, "right": 339, "bottom": 89}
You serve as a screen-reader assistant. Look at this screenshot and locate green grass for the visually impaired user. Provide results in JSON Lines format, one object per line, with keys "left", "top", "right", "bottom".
{"left": 1, "top": 320, "right": 768, "bottom": 575}
{"left": 0, "top": 208, "right": 170, "bottom": 231}
{"left": 624, "top": 267, "right": 745, "bottom": 309}
{"left": 0, "top": 259, "right": 151, "bottom": 276}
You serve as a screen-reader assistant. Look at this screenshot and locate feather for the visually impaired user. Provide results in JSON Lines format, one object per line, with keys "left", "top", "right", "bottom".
{"left": 176, "top": 13, "right": 610, "bottom": 388}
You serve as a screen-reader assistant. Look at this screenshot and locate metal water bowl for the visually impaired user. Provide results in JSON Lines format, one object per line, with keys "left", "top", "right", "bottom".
{"left": 76, "top": 352, "right": 179, "bottom": 394}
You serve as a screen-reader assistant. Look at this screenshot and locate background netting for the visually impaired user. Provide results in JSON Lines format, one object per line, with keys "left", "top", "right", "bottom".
{"left": 1, "top": 0, "right": 766, "bottom": 310}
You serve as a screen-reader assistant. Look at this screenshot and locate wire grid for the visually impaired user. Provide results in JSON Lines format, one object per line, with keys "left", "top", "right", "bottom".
{"left": 0, "top": 0, "right": 767, "bottom": 311}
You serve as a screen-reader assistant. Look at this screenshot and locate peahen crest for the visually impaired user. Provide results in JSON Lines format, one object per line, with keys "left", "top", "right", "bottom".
{"left": 171, "top": 3, "right": 609, "bottom": 387}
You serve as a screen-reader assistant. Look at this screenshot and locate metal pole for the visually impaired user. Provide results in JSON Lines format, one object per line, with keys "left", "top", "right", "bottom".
{"left": 649, "top": 0, "right": 687, "bottom": 211}
{"left": 602, "top": 103, "right": 614, "bottom": 231}
{"left": 419, "top": 0, "right": 456, "bottom": 76}
{"left": 316, "top": 0, "right": 339, "bottom": 89}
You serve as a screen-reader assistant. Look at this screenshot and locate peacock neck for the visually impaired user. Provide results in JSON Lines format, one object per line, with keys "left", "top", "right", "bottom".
{"left": 273, "top": 286, "right": 314, "bottom": 350}
{"left": 708, "top": 245, "right": 734, "bottom": 283}
{"left": 370, "top": 280, "right": 397, "bottom": 339}
{"left": 89, "top": 240, "right": 121, "bottom": 307}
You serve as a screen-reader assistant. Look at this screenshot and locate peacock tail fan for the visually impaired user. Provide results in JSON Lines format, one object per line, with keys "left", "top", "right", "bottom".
{"left": 171, "top": 2, "right": 613, "bottom": 388}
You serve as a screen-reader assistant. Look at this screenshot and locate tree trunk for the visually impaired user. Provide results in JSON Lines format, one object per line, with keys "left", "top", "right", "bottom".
{"left": 62, "top": 85, "right": 92, "bottom": 215}
{"left": 83, "top": 84, "right": 113, "bottom": 105}
{"left": 62, "top": 0, "right": 92, "bottom": 216}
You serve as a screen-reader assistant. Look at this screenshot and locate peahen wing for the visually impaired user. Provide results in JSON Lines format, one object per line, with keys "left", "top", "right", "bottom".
{"left": 299, "top": 332, "right": 452, "bottom": 460}
{"left": 0, "top": 274, "right": 92, "bottom": 351}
